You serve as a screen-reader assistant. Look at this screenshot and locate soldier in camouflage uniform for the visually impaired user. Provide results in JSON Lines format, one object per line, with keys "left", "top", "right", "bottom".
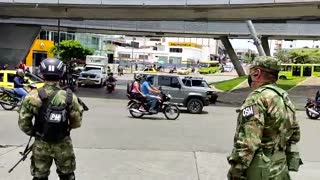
{"left": 227, "top": 56, "right": 302, "bottom": 180}
{"left": 19, "top": 58, "right": 83, "bottom": 180}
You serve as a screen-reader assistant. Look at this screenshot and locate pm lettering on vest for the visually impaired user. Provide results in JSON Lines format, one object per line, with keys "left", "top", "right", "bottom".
{"left": 49, "top": 113, "right": 62, "bottom": 122}
{"left": 242, "top": 106, "right": 254, "bottom": 118}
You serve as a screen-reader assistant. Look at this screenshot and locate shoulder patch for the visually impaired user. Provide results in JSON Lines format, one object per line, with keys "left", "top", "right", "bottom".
{"left": 242, "top": 106, "right": 254, "bottom": 118}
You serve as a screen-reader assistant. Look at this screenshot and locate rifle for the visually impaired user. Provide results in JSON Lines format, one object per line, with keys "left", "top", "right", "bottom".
{"left": 8, "top": 136, "right": 33, "bottom": 173}
{"left": 61, "top": 86, "right": 89, "bottom": 111}
{"left": 78, "top": 97, "right": 89, "bottom": 111}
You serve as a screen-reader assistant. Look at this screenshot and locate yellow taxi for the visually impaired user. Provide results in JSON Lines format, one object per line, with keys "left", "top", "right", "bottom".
{"left": 0, "top": 70, "right": 44, "bottom": 90}
{"left": 143, "top": 67, "right": 157, "bottom": 73}
{"left": 177, "top": 67, "right": 191, "bottom": 75}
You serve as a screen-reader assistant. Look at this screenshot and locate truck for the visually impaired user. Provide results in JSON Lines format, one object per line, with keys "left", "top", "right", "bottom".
{"left": 78, "top": 55, "right": 108, "bottom": 88}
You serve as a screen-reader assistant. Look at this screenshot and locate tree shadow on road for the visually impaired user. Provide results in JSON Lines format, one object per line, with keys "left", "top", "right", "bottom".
{"left": 128, "top": 116, "right": 177, "bottom": 121}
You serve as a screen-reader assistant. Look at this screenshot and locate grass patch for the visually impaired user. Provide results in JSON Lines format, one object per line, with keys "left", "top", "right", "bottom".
{"left": 211, "top": 76, "right": 248, "bottom": 91}
{"left": 276, "top": 77, "right": 307, "bottom": 91}
{"left": 211, "top": 76, "right": 307, "bottom": 92}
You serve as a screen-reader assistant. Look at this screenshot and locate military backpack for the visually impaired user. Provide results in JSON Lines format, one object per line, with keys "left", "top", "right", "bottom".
{"left": 34, "top": 87, "right": 73, "bottom": 142}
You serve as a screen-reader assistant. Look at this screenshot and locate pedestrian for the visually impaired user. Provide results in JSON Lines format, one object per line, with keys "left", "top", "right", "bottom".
{"left": 227, "top": 56, "right": 303, "bottom": 180}
{"left": 18, "top": 58, "right": 84, "bottom": 180}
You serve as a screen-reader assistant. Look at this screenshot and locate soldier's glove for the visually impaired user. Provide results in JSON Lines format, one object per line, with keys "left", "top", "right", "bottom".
{"left": 227, "top": 166, "right": 247, "bottom": 180}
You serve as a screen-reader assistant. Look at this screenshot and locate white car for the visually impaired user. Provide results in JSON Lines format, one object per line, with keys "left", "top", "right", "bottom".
{"left": 78, "top": 66, "right": 107, "bottom": 87}
{"left": 223, "top": 63, "right": 234, "bottom": 72}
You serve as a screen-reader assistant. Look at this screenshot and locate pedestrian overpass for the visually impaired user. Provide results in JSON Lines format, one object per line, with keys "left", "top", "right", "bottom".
{"left": 1, "top": 0, "right": 320, "bottom": 21}
{"left": 2, "top": 18, "right": 320, "bottom": 40}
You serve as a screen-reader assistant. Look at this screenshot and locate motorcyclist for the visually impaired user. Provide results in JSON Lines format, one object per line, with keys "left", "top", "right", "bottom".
{"left": 106, "top": 73, "right": 117, "bottom": 90}
{"left": 107, "top": 66, "right": 112, "bottom": 74}
{"left": 129, "top": 74, "right": 146, "bottom": 111}
{"left": 13, "top": 69, "right": 28, "bottom": 98}
{"left": 141, "top": 75, "right": 160, "bottom": 114}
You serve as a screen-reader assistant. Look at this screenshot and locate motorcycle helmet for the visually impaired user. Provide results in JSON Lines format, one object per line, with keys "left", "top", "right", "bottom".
{"left": 16, "top": 69, "right": 25, "bottom": 77}
{"left": 135, "top": 74, "right": 143, "bottom": 81}
{"left": 40, "top": 58, "right": 65, "bottom": 80}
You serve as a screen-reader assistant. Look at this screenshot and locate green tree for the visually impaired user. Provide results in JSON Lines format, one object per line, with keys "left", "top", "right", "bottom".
{"left": 275, "top": 49, "right": 291, "bottom": 63}
{"left": 289, "top": 48, "right": 320, "bottom": 64}
{"left": 275, "top": 48, "right": 320, "bottom": 64}
{"left": 50, "top": 40, "right": 94, "bottom": 63}
{"left": 50, "top": 40, "right": 94, "bottom": 74}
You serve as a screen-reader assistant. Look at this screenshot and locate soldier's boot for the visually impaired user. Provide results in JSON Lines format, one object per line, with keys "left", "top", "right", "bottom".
{"left": 59, "top": 172, "right": 75, "bottom": 180}
{"left": 32, "top": 177, "right": 48, "bottom": 180}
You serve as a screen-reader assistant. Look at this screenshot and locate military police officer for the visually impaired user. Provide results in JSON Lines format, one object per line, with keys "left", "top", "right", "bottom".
{"left": 19, "top": 58, "right": 83, "bottom": 180}
{"left": 227, "top": 56, "right": 302, "bottom": 180}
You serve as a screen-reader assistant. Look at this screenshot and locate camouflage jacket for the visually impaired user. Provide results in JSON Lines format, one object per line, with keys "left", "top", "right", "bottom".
{"left": 18, "top": 82, "right": 83, "bottom": 136}
{"left": 228, "top": 83, "right": 300, "bottom": 174}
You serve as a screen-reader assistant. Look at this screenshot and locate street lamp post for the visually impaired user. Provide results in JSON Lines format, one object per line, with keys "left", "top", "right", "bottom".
{"left": 131, "top": 37, "right": 136, "bottom": 73}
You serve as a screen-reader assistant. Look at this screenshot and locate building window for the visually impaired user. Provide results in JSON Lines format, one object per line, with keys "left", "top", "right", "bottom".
{"left": 138, "top": 55, "right": 148, "bottom": 59}
{"left": 314, "top": 66, "right": 320, "bottom": 72}
{"left": 67, "top": 33, "right": 75, "bottom": 40}
{"left": 91, "top": 37, "right": 99, "bottom": 45}
{"left": 169, "top": 56, "right": 182, "bottom": 64}
{"left": 119, "top": 54, "right": 131, "bottom": 59}
{"left": 39, "top": 31, "right": 49, "bottom": 40}
{"left": 169, "top": 48, "right": 183, "bottom": 53}
{"left": 150, "top": 38, "right": 161, "bottom": 41}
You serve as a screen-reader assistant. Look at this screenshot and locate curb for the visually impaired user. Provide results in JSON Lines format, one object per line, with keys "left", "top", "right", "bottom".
{"left": 229, "top": 79, "right": 247, "bottom": 92}
{"left": 217, "top": 100, "right": 306, "bottom": 111}
{"left": 287, "top": 77, "right": 311, "bottom": 93}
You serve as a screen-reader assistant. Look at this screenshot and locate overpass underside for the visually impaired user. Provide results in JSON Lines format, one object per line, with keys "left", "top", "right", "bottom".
{"left": 2, "top": 18, "right": 320, "bottom": 40}
{"left": 1, "top": 1, "right": 320, "bottom": 20}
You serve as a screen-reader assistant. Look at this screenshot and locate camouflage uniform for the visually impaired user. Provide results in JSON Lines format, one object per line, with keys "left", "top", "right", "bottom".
{"left": 227, "top": 57, "right": 301, "bottom": 180}
{"left": 19, "top": 82, "right": 83, "bottom": 179}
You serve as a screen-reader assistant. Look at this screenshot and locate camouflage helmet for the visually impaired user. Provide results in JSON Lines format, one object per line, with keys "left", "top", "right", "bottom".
{"left": 250, "top": 56, "right": 281, "bottom": 72}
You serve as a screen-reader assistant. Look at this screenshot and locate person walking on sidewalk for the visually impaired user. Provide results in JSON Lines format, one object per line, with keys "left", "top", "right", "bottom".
{"left": 18, "top": 58, "right": 84, "bottom": 180}
{"left": 227, "top": 56, "right": 303, "bottom": 180}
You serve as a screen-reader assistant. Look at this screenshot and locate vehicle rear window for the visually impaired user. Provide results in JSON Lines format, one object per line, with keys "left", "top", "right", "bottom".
{"left": 192, "top": 80, "right": 203, "bottom": 87}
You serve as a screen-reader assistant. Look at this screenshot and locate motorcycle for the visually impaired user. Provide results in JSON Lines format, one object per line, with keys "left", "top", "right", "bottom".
{"left": 60, "top": 74, "right": 78, "bottom": 92}
{"left": 0, "top": 84, "right": 37, "bottom": 110}
{"left": 305, "top": 97, "right": 320, "bottom": 119}
{"left": 106, "top": 82, "right": 115, "bottom": 93}
{"left": 127, "top": 88, "right": 180, "bottom": 120}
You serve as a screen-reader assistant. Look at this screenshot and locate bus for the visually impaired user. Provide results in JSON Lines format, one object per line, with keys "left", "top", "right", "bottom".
{"left": 198, "top": 61, "right": 221, "bottom": 74}
{"left": 279, "top": 63, "right": 320, "bottom": 79}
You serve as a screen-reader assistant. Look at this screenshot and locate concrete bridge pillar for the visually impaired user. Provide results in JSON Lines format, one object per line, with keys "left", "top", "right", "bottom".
{"left": 261, "top": 36, "right": 271, "bottom": 56}
{"left": 220, "top": 36, "right": 246, "bottom": 76}
{"left": 0, "top": 24, "right": 40, "bottom": 68}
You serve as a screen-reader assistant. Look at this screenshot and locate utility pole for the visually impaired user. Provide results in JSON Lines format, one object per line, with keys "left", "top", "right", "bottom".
{"left": 245, "top": 20, "right": 266, "bottom": 56}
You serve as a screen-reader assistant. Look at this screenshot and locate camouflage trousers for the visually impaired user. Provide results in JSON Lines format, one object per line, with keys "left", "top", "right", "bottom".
{"left": 30, "top": 136, "right": 76, "bottom": 178}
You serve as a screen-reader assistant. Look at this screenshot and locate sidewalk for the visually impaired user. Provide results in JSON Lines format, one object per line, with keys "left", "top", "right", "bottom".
{"left": 0, "top": 147, "right": 318, "bottom": 180}
{"left": 217, "top": 77, "right": 320, "bottom": 110}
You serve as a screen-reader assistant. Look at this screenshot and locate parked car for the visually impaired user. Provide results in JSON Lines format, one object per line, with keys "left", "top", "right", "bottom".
{"left": 143, "top": 67, "right": 157, "bottom": 73}
{"left": 136, "top": 73, "right": 217, "bottom": 114}
{"left": 177, "top": 67, "right": 191, "bottom": 75}
{"left": 0, "top": 70, "right": 44, "bottom": 89}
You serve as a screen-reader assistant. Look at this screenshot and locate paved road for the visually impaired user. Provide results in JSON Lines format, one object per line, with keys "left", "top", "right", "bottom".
{"left": 0, "top": 97, "right": 319, "bottom": 179}
{"left": 75, "top": 73, "right": 236, "bottom": 100}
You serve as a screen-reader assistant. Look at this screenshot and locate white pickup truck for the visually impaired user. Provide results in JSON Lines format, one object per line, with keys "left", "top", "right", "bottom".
{"left": 78, "top": 55, "right": 108, "bottom": 88}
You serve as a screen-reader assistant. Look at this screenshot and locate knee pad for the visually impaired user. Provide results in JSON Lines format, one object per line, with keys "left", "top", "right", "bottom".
{"left": 59, "top": 172, "right": 75, "bottom": 180}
